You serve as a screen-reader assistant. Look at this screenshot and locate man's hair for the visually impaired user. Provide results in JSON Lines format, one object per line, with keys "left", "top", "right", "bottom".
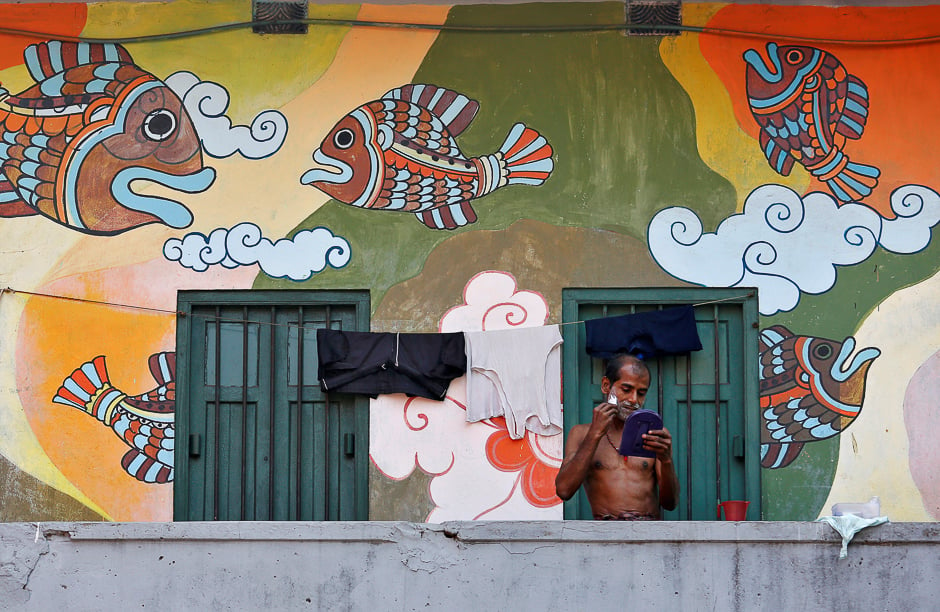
{"left": 603, "top": 353, "right": 650, "bottom": 383}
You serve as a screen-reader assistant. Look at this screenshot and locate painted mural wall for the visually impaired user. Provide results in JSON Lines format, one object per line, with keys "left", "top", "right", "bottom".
{"left": 0, "top": 0, "right": 937, "bottom": 523}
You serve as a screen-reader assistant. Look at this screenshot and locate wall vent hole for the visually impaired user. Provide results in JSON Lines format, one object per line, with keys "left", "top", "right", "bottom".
{"left": 626, "top": 0, "right": 682, "bottom": 36}
{"left": 253, "top": 0, "right": 308, "bottom": 35}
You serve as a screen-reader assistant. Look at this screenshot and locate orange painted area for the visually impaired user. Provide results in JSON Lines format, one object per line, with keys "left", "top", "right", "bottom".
{"left": 700, "top": 5, "right": 940, "bottom": 217}
{"left": 0, "top": 4, "right": 87, "bottom": 71}
{"left": 484, "top": 422, "right": 560, "bottom": 509}
{"left": 16, "top": 273, "right": 175, "bottom": 522}
{"left": 13, "top": 250, "right": 257, "bottom": 520}
{"left": 358, "top": 3, "right": 449, "bottom": 24}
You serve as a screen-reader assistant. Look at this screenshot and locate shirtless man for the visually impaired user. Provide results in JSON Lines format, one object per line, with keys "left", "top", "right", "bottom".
{"left": 555, "top": 354, "right": 678, "bottom": 519}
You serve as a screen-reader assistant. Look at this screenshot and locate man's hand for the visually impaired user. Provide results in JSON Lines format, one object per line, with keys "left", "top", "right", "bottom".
{"left": 642, "top": 428, "right": 673, "bottom": 463}
{"left": 649, "top": 427, "right": 679, "bottom": 510}
{"left": 587, "top": 402, "right": 618, "bottom": 438}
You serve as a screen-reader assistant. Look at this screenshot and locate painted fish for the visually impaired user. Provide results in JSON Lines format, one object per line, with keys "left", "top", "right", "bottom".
{"left": 744, "top": 43, "right": 879, "bottom": 204}
{"left": 758, "top": 325, "right": 880, "bottom": 469}
{"left": 301, "top": 84, "right": 554, "bottom": 230}
{"left": 53, "top": 352, "right": 176, "bottom": 483}
{"left": 0, "top": 41, "right": 215, "bottom": 235}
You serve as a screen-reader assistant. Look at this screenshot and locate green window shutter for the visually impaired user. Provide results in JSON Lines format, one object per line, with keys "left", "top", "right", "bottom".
{"left": 174, "top": 291, "right": 370, "bottom": 521}
{"left": 561, "top": 288, "right": 760, "bottom": 520}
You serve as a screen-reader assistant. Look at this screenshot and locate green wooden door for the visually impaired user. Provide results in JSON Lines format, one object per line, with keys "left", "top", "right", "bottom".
{"left": 561, "top": 288, "right": 760, "bottom": 520}
{"left": 175, "top": 291, "right": 370, "bottom": 521}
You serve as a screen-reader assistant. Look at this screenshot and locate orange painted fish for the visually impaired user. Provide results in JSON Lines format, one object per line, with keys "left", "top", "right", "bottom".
{"left": 758, "top": 325, "right": 880, "bottom": 469}
{"left": 53, "top": 352, "right": 175, "bottom": 483}
{"left": 0, "top": 41, "right": 215, "bottom": 235}
{"left": 301, "top": 84, "right": 554, "bottom": 230}
{"left": 744, "top": 43, "right": 879, "bottom": 204}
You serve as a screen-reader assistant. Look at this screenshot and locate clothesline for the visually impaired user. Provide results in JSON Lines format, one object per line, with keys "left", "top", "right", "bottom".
{"left": 1, "top": 286, "right": 179, "bottom": 315}
{"left": 0, "top": 286, "right": 754, "bottom": 331}
{"left": 555, "top": 293, "right": 755, "bottom": 327}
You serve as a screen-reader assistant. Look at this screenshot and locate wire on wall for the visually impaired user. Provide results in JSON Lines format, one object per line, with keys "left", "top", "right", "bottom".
{"left": 0, "top": 286, "right": 754, "bottom": 332}
{"left": 0, "top": 18, "right": 939, "bottom": 47}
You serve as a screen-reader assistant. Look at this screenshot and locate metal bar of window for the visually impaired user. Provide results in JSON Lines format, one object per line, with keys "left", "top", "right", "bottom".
{"left": 241, "top": 306, "right": 249, "bottom": 520}
{"left": 213, "top": 306, "right": 221, "bottom": 521}
{"left": 714, "top": 304, "right": 721, "bottom": 506}
{"left": 602, "top": 305, "right": 609, "bottom": 395}
{"left": 656, "top": 304, "right": 663, "bottom": 415}
{"left": 269, "top": 305, "right": 276, "bottom": 519}
{"left": 324, "top": 305, "right": 331, "bottom": 519}
{"left": 685, "top": 332, "right": 693, "bottom": 520}
{"left": 296, "top": 305, "right": 304, "bottom": 520}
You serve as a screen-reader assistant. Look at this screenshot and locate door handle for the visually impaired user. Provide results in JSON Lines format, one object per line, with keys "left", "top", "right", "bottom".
{"left": 732, "top": 435, "right": 744, "bottom": 459}
{"left": 189, "top": 433, "right": 202, "bottom": 458}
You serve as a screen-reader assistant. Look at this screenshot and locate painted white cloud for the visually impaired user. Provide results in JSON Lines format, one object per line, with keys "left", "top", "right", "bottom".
{"left": 877, "top": 184, "right": 940, "bottom": 252}
{"left": 166, "top": 71, "right": 287, "bottom": 160}
{"left": 163, "top": 222, "right": 351, "bottom": 281}
{"left": 648, "top": 184, "right": 940, "bottom": 315}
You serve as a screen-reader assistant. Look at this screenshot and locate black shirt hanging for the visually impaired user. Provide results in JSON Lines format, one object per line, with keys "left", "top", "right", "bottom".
{"left": 317, "top": 329, "right": 467, "bottom": 400}
{"left": 584, "top": 305, "right": 703, "bottom": 359}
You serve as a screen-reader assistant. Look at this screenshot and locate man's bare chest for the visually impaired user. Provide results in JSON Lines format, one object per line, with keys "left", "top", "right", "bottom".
{"left": 591, "top": 440, "right": 655, "bottom": 474}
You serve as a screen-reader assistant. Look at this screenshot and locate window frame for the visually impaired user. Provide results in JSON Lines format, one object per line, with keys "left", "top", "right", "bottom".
{"left": 174, "top": 289, "right": 370, "bottom": 521}
{"left": 561, "top": 287, "right": 761, "bottom": 520}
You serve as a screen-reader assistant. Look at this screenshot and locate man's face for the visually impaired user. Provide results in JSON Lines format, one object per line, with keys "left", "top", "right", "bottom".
{"left": 603, "top": 365, "right": 650, "bottom": 420}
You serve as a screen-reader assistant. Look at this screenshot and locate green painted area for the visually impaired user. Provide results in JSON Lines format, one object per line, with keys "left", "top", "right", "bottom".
{"left": 413, "top": 2, "right": 735, "bottom": 237}
{"left": 0, "top": 452, "right": 104, "bottom": 522}
{"left": 259, "top": 2, "right": 736, "bottom": 309}
{"left": 759, "top": 225, "right": 940, "bottom": 520}
{"left": 368, "top": 463, "right": 435, "bottom": 522}
{"left": 760, "top": 437, "right": 840, "bottom": 521}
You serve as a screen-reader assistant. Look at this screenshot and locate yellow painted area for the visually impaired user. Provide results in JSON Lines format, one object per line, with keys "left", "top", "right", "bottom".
{"left": 822, "top": 269, "right": 940, "bottom": 521}
{"left": 0, "top": 64, "right": 30, "bottom": 93}
{"left": 659, "top": 3, "right": 808, "bottom": 209}
{"left": 84, "top": 0, "right": 359, "bottom": 121}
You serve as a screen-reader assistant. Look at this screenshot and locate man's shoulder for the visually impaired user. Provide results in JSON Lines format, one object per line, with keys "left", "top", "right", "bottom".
{"left": 561, "top": 422, "right": 590, "bottom": 455}
{"left": 568, "top": 423, "right": 589, "bottom": 441}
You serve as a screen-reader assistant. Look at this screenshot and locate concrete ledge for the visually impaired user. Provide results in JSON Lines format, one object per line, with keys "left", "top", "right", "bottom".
{"left": 13, "top": 519, "right": 940, "bottom": 543}
{"left": 2, "top": 521, "right": 937, "bottom": 611}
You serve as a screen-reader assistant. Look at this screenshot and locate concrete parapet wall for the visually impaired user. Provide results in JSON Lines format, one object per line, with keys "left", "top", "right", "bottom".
{"left": 1, "top": 521, "right": 937, "bottom": 610}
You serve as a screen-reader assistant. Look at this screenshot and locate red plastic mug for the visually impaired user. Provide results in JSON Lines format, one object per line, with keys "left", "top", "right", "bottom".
{"left": 717, "top": 500, "right": 750, "bottom": 521}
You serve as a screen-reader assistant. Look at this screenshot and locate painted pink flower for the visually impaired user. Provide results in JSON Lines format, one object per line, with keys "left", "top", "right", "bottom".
{"left": 440, "top": 270, "right": 548, "bottom": 333}
{"left": 370, "top": 270, "right": 563, "bottom": 520}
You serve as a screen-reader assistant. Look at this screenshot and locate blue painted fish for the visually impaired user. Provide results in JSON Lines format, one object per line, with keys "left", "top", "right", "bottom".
{"left": 301, "top": 84, "right": 554, "bottom": 230}
{"left": 53, "top": 352, "right": 176, "bottom": 483}
{"left": 744, "top": 43, "right": 879, "bottom": 204}
{"left": 0, "top": 41, "right": 215, "bottom": 235}
{"left": 758, "top": 325, "right": 880, "bottom": 469}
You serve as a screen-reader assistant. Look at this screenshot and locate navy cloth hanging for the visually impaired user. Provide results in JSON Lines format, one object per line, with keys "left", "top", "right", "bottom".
{"left": 584, "top": 305, "right": 703, "bottom": 359}
{"left": 317, "top": 329, "right": 466, "bottom": 400}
